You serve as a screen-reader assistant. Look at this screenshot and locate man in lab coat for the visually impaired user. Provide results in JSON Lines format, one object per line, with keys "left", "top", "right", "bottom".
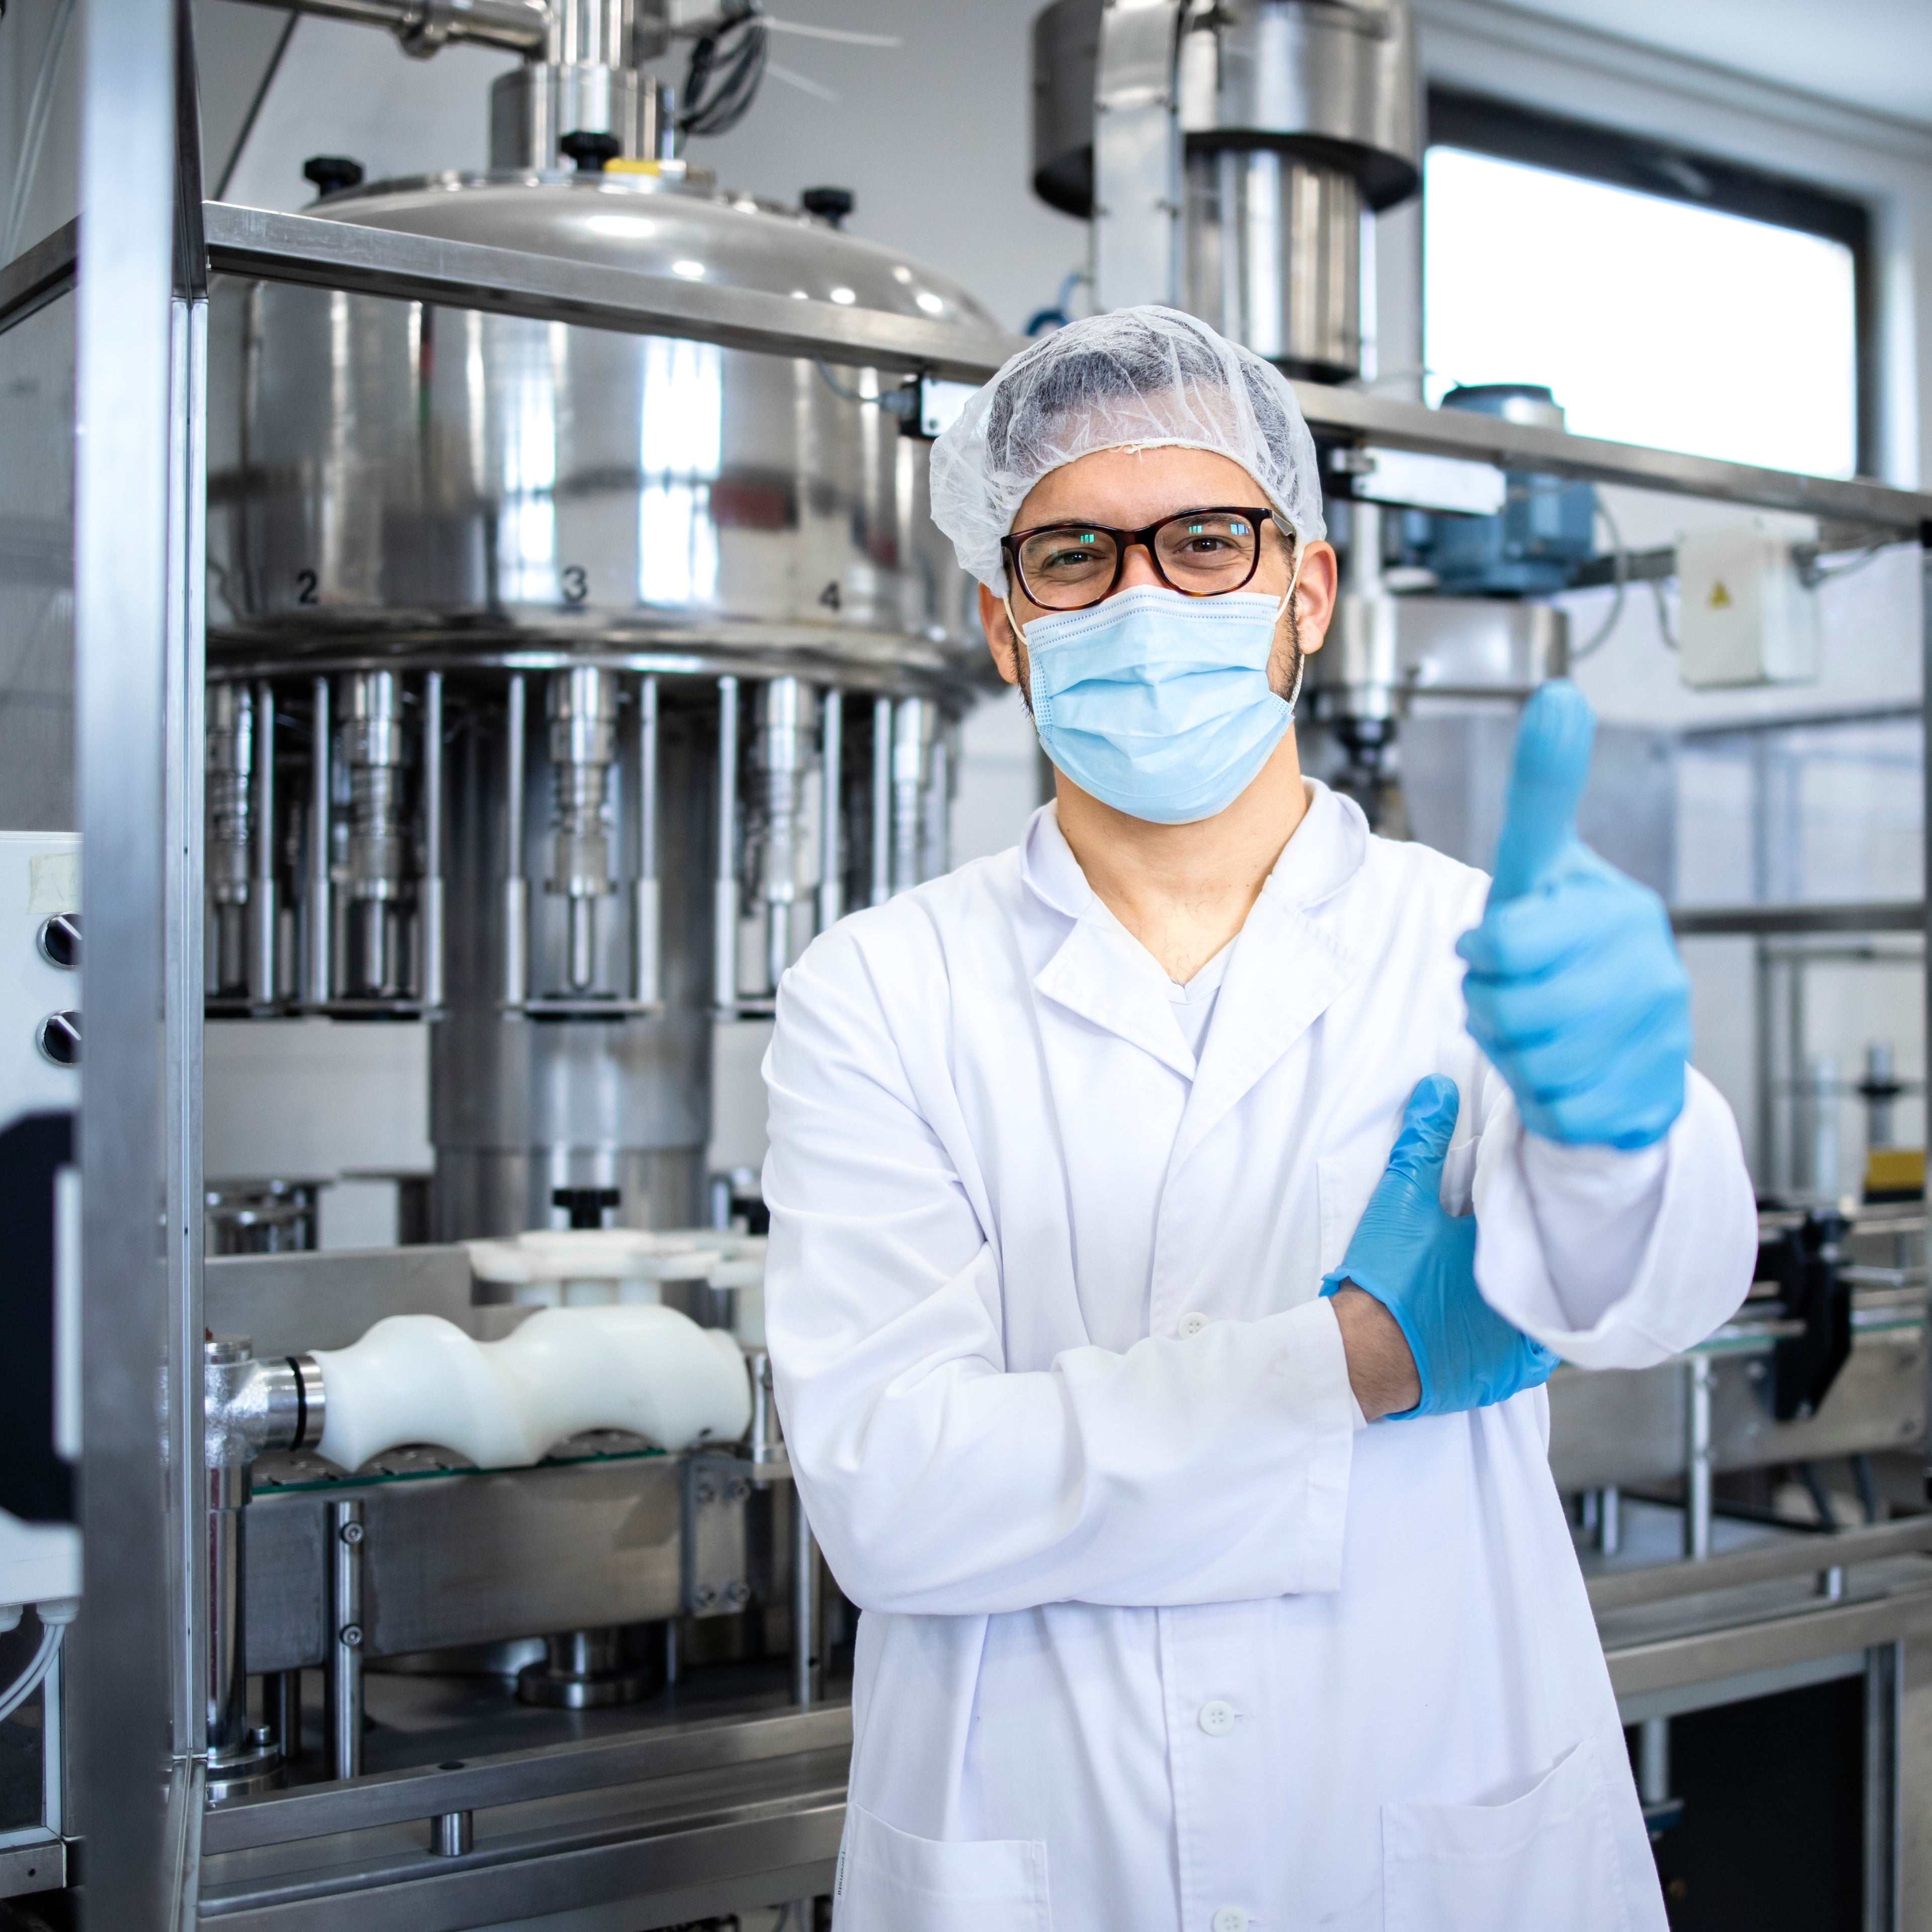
{"left": 762, "top": 307, "right": 1756, "bottom": 1932}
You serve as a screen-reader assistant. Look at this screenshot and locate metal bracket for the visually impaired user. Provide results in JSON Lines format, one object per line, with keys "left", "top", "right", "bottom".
{"left": 680, "top": 1455, "right": 751, "bottom": 1618}
{"left": 1092, "top": 0, "right": 1184, "bottom": 312}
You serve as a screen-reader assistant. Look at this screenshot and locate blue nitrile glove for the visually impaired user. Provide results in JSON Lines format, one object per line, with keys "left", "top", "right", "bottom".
{"left": 1319, "top": 1076, "right": 1559, "bottom": 1418}
{"left": 1456, "top": 680, "right": 1691, "bottom": 1150}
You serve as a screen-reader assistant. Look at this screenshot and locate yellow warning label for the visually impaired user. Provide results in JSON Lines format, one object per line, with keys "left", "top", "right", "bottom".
{"left": 1707, "top": 579, "right": 1733, "bottom": 610}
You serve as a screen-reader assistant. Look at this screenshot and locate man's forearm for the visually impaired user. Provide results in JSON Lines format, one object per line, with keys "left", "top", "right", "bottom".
{"left": 1329, "top": 1286, "right": 1420, "bottom": 1420}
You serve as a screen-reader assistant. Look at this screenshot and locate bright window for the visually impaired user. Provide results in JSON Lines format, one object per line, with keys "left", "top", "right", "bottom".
{"left": 1423, "top": 145, "right": 1860, "bottom": 478}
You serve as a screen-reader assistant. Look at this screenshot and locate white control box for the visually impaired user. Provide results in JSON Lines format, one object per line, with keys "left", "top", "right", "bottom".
{"left": 3, "top": 830, "right": 82, "bottom": 1612}
{"left": 1676, "top": 522, "right": 1822, "bottom": 688}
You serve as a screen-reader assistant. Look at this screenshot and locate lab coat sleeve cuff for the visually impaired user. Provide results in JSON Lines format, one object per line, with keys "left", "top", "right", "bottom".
{"left": 1471, "top": 1068, "right": 1758, "bottom": 1369}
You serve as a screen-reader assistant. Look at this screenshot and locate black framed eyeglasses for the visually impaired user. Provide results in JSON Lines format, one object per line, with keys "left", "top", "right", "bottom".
{"left": 1000, "top": 506, "right": 1279, "bottom": 613}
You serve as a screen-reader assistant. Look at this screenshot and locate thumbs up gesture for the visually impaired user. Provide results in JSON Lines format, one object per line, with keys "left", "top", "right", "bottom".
{"left": 1456, "top": 681, "right": 1691, "bottom": 1150}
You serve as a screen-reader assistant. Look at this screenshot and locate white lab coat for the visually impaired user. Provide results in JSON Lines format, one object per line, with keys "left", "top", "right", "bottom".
{"left": 762, "top": 782, "right": 1756, "bottom": 1932}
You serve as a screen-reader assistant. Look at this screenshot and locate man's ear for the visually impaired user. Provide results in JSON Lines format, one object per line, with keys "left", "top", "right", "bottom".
{"left": 1289, "top": 539, "right": 1340, "bottom": 658}
{"left": 979, "top": 582, "right": 1022, "bottom": 687}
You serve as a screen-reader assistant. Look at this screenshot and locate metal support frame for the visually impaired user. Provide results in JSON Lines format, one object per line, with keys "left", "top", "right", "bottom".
{"left": 249, "top": 680, "right": 275, "bottom": 1003}
{"left": 307, "top": 676, "right": 331, "bottom": 1004}
{"left": 633, "top": 674, "right": 660, "bottom": 1006}
{"left": 328, "top": 1498, "right": 365, "bottom": 1781}
{"left": 714, "top": 674, "right": 740, "bottom": 1011}
{"left": 1685, "top": 1354, "right": 1714, "bottom": 1561}
{"left": 420, "top": 670, "right": 444, "bottom": 1010}
{"left": 792, "top": 1493, "right": 822, "bottom": 1710}
{"left": 1091, "top": 0, "right": 1183, "bottom": 313}
{"left": 818, "top": 689, "right": 843, "bottom": 932}
{"left": 870, "top": 696, "right": 892, "bottom": 907}
{"left": 502, "top": 672, "right": 528, "bottom": 1007}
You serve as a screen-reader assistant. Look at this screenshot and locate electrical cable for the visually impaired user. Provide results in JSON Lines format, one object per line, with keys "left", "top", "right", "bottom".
{"left": 1568, "top": 495, "right": 1628, "bottom": 663}
{"left": 0, "top": 1616, "right": 63, "bottom": 1727}
{"left": 3, "top": 0, "right": 78, "bottom": 267}
{"left": 679, "top": 10, "right": 769, "bottom": 139}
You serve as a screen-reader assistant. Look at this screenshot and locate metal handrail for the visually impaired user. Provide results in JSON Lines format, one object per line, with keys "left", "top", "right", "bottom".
{"left": 201, "top": 1701, "right": 852, "bottom": 1855}
{"left": 1588, "top": 1514, "right": 1932, "bottom": 1615}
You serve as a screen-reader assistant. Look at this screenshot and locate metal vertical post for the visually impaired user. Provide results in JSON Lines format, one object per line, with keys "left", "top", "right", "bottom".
{"left": 503, "top": 673, "right": 528, "bottom": 1007}
{"left": 328, "top": 1499, "right": 365, "bottom": 1780}
{"left": 1685, "top": 1353, "right": 1714, "bottom": 1560}
{"left": 633, "top": 675, "right": 660, "bottom": 1006}
{"left": 871, "top": 695, "right": 892, "bottom": 907}
{"left": 1920, "top": 533, "right": 1932, "bottom": 1506}
{"left": 307, "top": 675, "right": 332, "bottom": 1005}
{"left": 1866, "top": 1641, "right": 1902, "bottom": 1932}
{"left": 1638, "top": 1718, "right": 1670, "bottom": 1809}
{"left": 251, "top": 680, "right": 276, "bottom": 1003}
{"left": 792, "top": 1489, "right": 822, "bottom": 1709}
{"left": 420, "top": 671, "right": 444, "bottom": 1009}
{"left": 74, "top": 0, "right": 179, "bottom": 1896}
{"left": 714, "top": 675, "right": 739, "bottom": 1012}
{"left": 818, "top": 689, "right": 843, "bottom": 931}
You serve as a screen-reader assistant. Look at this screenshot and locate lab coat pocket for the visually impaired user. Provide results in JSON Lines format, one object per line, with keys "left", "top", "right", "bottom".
{"left": 1317, "top": 1154, "right": 1383, "bottom": 1278}
{"left": 833, "top": 1801, "right": 1052, "bottom": 1932}
{"left": 1380, "top": 1738, "right": 1628, "bottom": 1932}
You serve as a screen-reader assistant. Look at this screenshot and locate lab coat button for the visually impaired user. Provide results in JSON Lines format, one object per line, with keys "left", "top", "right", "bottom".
{"left": 1178, "top": 1311, "right": 1209, "bottom": 1337}
{"left": 1198, "top": 1699, "right": 1236, "bottom": 1736}
{"left": 1212, "top": 1910, "right": 1249, "bottom": 1932}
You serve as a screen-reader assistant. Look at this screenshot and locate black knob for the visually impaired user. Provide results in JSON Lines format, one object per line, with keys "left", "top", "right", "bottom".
{"left": 302, "top": 155, "right": 366, "bottom": 200}
{"left": 801, "top": 186, "right": 855, "bottom": 228}
{"left": 36, "top": 912, "right": 79, "bottom": 970}
{"left": 552, "top": 1185, "right": 622, "bottom": 1230}
{"left": 560, "top": 131, "right": 623, "bottom": 174}
{"left": 37, "top": 1011, "right": 80, "bottom": 1068}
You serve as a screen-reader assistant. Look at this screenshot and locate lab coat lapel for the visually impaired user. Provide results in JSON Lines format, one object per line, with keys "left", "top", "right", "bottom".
{"left": 1168, "top": 783, "right": 1369, "bottom": 1175}
{"left": 1032, "top": 916, "right": 1196, "bottom": 1080}
{"left": 1022, "top": 804, "right": 1195, "bottom": 1081}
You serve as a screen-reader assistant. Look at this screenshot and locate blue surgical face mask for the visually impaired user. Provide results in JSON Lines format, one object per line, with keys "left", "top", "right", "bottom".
{"left": 1007, "top": 573, "right": 1303, "bottom": 826}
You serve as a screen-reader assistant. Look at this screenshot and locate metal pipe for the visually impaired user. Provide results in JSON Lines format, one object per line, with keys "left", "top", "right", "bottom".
{"left": 792, "top": 1489, "right": 821, "bottom": 1709}
{"left": 1599, "top": 1484, "right": 1621, "bottom": 1557}
{"left": 328, "top": 1499, "right": 365, "bottom": 1781}
{"left": 250, "top": 680, "right": 275, "bottom": 1004}
{"left": 307, "top": 675, "right": 331, "bottom": 1004}
{"left": 1685, "top": 1355, "right": 1713, "bottom": 1561}
{"left": 1637, "top": 1717, "right": 1669, "bottom": 1808}
{"left": 632, "top": 675, "right": 659, "bottom": 1006}
{"left": 222, "top": 0, "right": 550, "bottom": 56}
{"left": 420, "top": 671, "right": 444, "bottom": 1009}
{"left": 502, "top": 674, "right": 528, "bottom": 1008}
{"left": 891, "top": 696, "right": 932, "bottom": 896}
{"left": 714, "top": 675, "right": 739, "bottom": 1011}
{"left": 268, "top": 1669, "right": 301, "bottom": 1762}
{"left": 431, "top": 1809, "right": 474, "bottom": 1856}
{"left": 870, "top": 696, "right": 891, "bottom": 907}
{"left": 818, "top": 689, "right": 843, "bottom": 932}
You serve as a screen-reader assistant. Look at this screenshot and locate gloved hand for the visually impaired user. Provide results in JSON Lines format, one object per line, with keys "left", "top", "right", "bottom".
{"left": 1320, "top": 1076, "right": 1559, "bottom": 1418}
{"left": 1456, "top": 680, "right": 1691, "bottom": 1150}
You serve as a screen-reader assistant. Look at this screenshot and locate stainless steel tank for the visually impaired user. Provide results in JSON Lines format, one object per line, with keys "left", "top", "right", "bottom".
{"left": 204, "top": 165, "right": 1001, "bottom": 1238}
{"left": 1030, "top": 0, "right": 1420, "bottom": 379}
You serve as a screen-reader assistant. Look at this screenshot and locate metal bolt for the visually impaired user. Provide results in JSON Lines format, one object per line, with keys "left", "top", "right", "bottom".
{"left": 339, "top": 1623, "right": 363, "bottom": 1648}
{"left": 694, "top": 1479, "right": 717, "bottom": 1505}
{"left": 726, "top": 1478, "right": 750, "bottom": 1504}
{"left": 693, "top": 1583, "right": 717, "bottom": 1610}
{"left": 724, "top": 1579, "right": 751, "bottom": 1609}
{"left": 340, "top": 1521, "right": 365, "bottom": 1545}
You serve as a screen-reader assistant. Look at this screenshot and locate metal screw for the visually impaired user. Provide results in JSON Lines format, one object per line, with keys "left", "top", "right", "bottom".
{"left": 694, "top": 1479, "right": 717, "bottom": 1505}
{"left": 726, "top": 1478, "right": 750, "bottom": 1504}
{"left": 339, "top": 1623, "right": 363, "bottom": 1648}
{"left": 692, "top": 1583, "right": 717, "bottom": 1610}
{"left": 340, "top": 1520, "right": 365, "bottom": 1545}
{"left": 723, "top": 1580, "right": 751, "bottom": 1609}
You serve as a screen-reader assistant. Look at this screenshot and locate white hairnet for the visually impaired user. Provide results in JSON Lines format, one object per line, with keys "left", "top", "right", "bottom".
{"left": 929, "top": 305, "right": 1326, "bottom": 594}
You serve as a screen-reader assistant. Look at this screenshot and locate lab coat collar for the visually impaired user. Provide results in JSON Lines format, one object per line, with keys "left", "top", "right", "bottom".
{"left": 1020, "top": 784, "right": 1369, "bottom": 1100}
{"left": 1025, "top": 806, "right": 1197, "bottom": 1078}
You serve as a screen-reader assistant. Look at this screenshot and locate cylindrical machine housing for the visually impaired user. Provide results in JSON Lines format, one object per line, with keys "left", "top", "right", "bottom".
{"left": 1029, "top": 0, "right": 1419, "bottom": 378}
